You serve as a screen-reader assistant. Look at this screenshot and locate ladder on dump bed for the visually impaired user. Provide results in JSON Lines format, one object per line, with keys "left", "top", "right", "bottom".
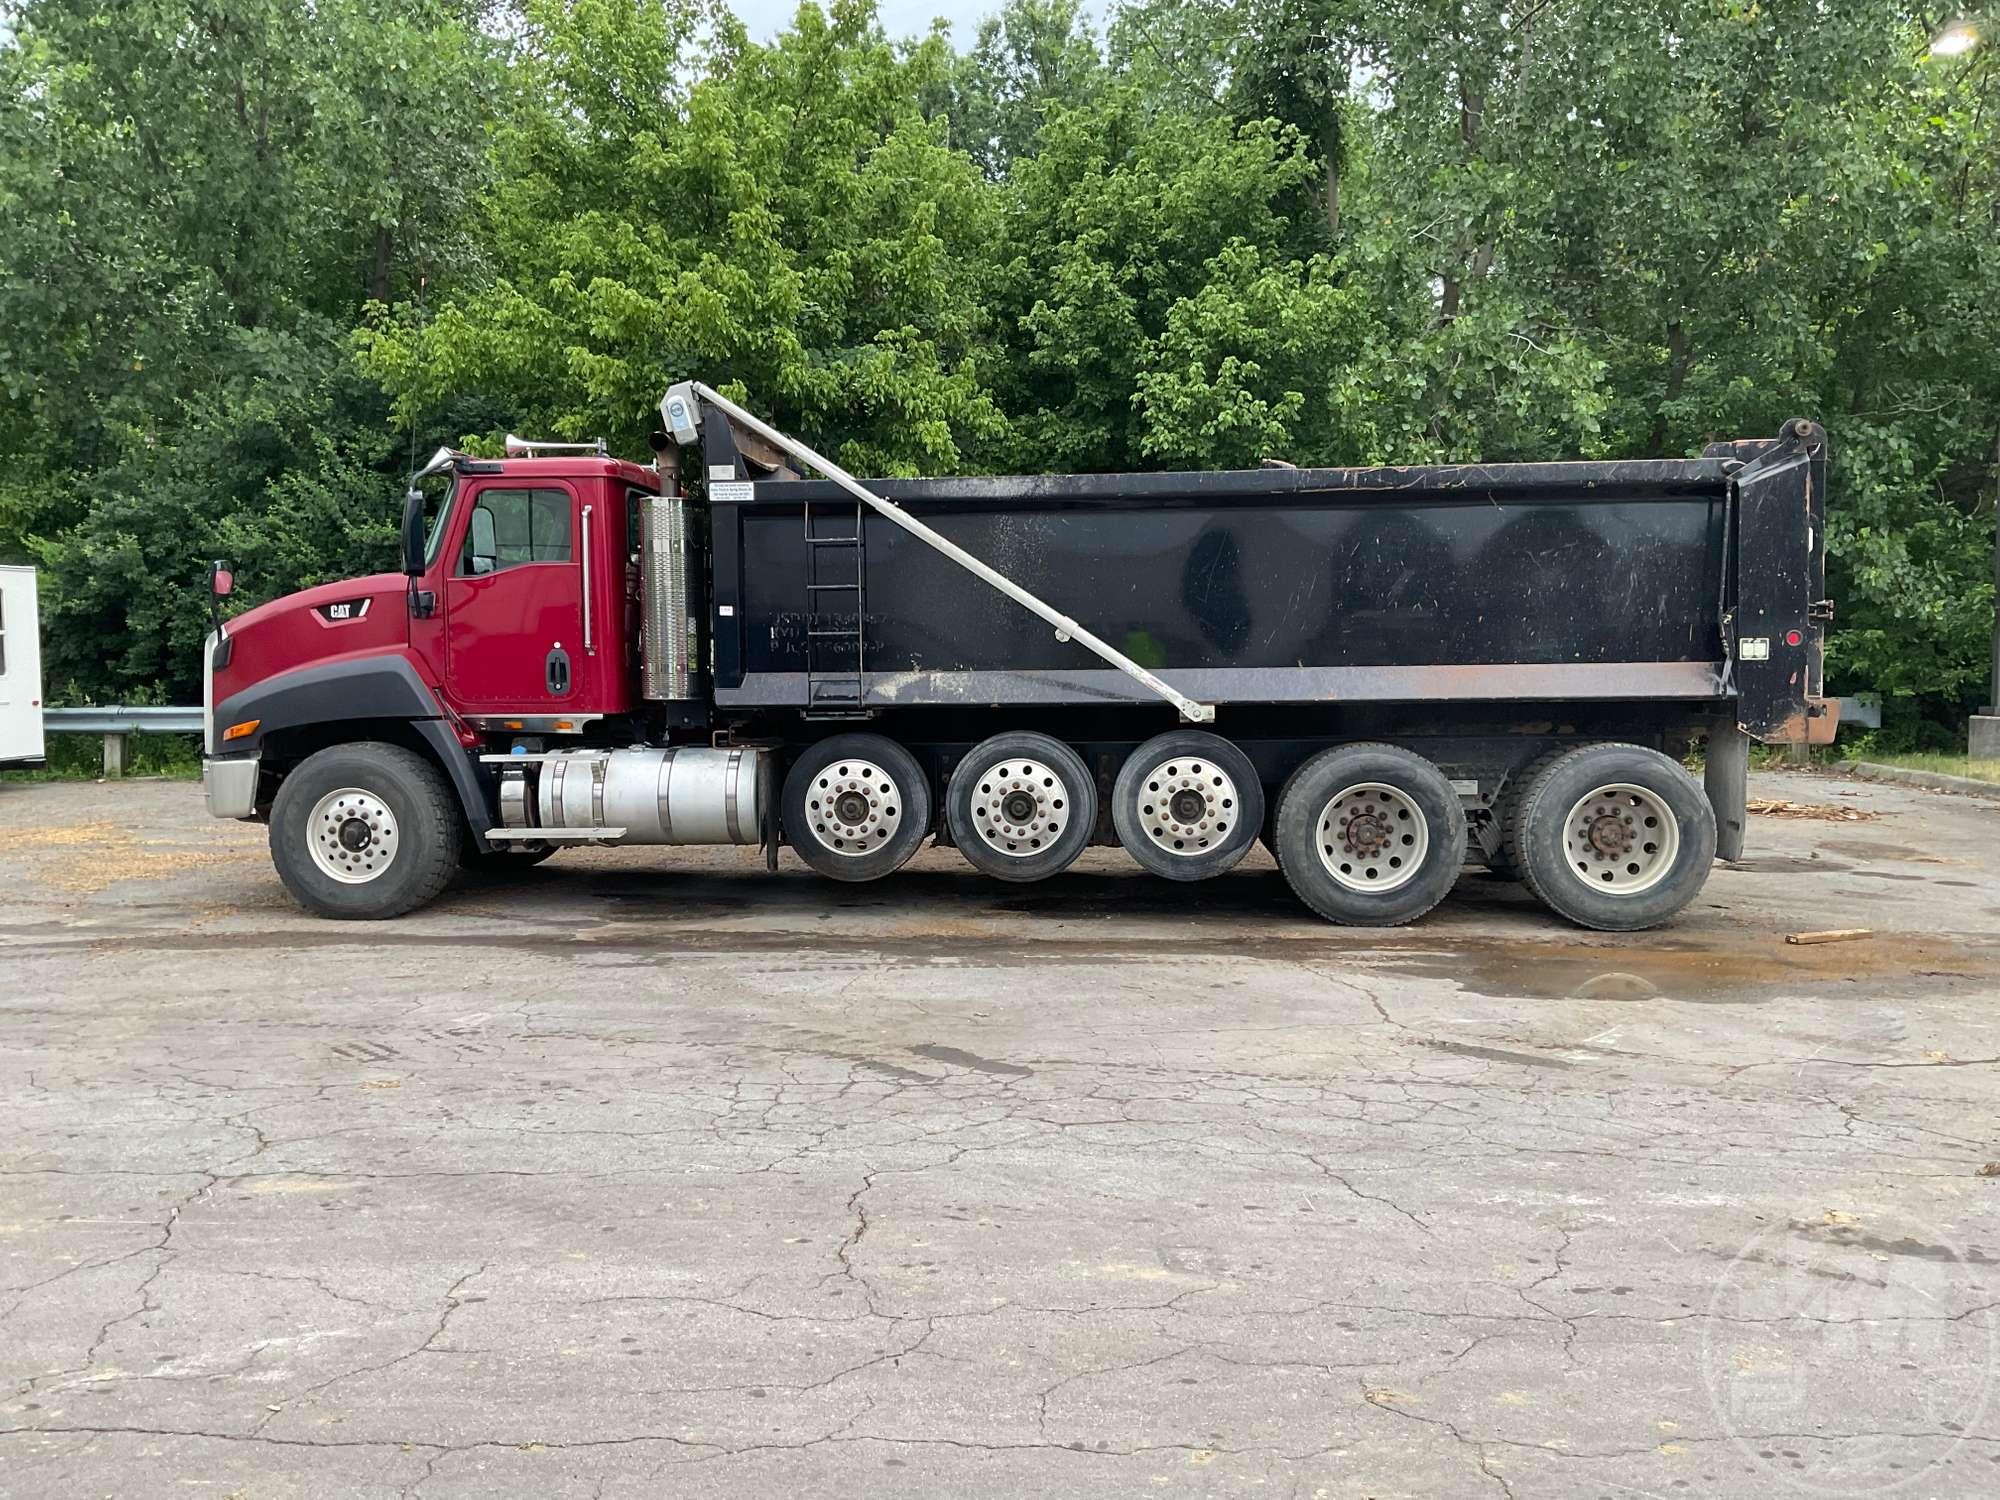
{"left": 660, "top": 380, "right": 1214, "bottom": 724}
{"left": 803, "top": 496, "right": 867, "bottom": 715}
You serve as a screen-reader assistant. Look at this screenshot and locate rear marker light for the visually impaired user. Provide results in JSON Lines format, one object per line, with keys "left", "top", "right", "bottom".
{"left": 223, "top": 719, "right": 260, "bottom": 742}
{"left": 1785, "top": 629, "right": 1803, "bottom": 647}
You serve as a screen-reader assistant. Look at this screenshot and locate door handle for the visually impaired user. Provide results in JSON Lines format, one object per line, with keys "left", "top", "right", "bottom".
{"left": 546, "top": 644, "right": 572, "bottom": 696}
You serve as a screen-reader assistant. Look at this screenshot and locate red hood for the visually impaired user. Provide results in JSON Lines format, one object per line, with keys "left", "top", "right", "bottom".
{"left": 226, "top": 572, "right": 408, "bottom": 633}
{"left": 215, "top": 573, "right": 417, "bottom": 705}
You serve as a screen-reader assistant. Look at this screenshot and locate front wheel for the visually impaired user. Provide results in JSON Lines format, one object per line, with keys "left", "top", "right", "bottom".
{"left": 1274, "top": 743, "right": 1467, "bottom": 926}
{"left": 269, "top": 742, "right": 463, "bottom": 919}
{"left": 1507, "top": 743, "right": 1716, "bottom": 931}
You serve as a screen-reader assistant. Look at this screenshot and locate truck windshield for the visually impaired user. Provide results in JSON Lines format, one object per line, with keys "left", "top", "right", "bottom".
{"left": 419, "top": 473, "right": 458, "bottom": 567}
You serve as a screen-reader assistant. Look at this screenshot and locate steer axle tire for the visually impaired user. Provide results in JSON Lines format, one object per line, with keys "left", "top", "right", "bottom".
{"left": 269, "top": 742, "right": 463, "bottom": 920}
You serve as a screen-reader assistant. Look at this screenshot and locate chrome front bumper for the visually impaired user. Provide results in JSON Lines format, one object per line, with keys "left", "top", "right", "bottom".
{"left": 203, "top": 754, "right": 261, "bottom": 819}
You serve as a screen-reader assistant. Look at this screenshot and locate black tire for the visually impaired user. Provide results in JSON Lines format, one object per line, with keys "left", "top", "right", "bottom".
{"left": 1273, "top": 743, "right": 1467, "bottom": 926}
{"left": 1489, "top": 748, "right": 1566, "bottom": 879}
{"left": 782, "top": 733, "right": 932, "bottom": 882}
{"left": 945, "top": 732, "right": 1097, "bottom": 883}
{"left": 1111, "top": 730, "right": 1264, "bottom": 882}
{"left": 269, "top": 742, "right": 463, "bottom": 920}
{"left": 459, "top": 843, "right": 559, "bottom": 877}
{"left": 1508, "top": 742, "right": 1716, "bottom": 931}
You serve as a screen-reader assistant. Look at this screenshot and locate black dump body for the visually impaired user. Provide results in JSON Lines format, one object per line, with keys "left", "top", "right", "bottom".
{"left": 700, "top": 414, "right": 1828, "bottom": 745}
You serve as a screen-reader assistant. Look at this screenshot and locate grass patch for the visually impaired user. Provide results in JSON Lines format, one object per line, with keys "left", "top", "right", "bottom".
{"left": 1, "top": 730, "right": 203, "bottom": 782}
{"left": 1841, "top": 750, "right": 2000, "bottom": 784}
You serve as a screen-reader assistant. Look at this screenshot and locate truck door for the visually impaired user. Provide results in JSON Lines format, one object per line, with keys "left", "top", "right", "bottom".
{"left": 443, "top": 481, "right": 590, "bottom": 710}
{"left": 0, "top": 567, "right": 46, "bottom": 764}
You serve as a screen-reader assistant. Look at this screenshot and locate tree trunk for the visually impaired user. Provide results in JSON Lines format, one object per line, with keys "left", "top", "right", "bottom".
{"left": 1646, "top": 322, "right": 1691, "bottom": 456}
{"left": 370, "top": 226, "right": 395, "bottom": 304}
{"left": 1440, "top": 83, "right": 1486, "bottom": 322}
{"left": 1322, "top": 108, "right": 1343, "bottom": 238}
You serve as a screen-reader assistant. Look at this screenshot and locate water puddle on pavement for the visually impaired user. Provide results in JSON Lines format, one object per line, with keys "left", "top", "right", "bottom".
{"left": 1355, "top": 931, "right": 1998, "bottom": 1005}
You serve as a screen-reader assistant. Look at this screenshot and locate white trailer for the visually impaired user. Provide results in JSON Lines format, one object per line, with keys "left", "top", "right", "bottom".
{"left": 0, "top": 566, "right": 46, "bottom": 766}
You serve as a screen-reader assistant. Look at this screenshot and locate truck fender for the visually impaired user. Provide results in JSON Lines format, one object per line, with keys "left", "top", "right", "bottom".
{"left": 213, "top": 653, "right": 495, "bottom": 852}
{"left": 214, "top": 653, "right": 438, "bottom": 747}
{"left": 411, "top": 718, "right": 496, "bottom": 854}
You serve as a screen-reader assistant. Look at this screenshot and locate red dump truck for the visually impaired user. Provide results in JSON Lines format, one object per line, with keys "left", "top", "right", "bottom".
{"left": 201, "top": 381, "right": 1833, "bottom": 928}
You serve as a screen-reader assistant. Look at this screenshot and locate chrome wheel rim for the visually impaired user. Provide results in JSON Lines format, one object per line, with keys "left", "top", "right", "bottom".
{"left": 1317, "top": 782, "right": 1428, "bottom": 893}
{"left": 1137, "top": 756, "right": 1239, "bottom": 856}
{"left": 969, "top": 757, "right": 1072, "bottom": 858}
{"left": 1563, "top": 783, "right": 1680, "bottom": 896}
{"left": 806, "top": 758, "right": 903, "bottom": 856}
{"left": 308, "top": 787, "right": 399, "bottom": 885}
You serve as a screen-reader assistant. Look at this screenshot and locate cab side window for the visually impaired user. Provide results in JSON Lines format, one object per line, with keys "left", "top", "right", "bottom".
{"left": 458, "top": 488, "right": 572, "bottom": 576}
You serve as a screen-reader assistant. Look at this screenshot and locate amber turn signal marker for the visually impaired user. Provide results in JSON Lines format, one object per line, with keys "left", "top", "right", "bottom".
{"left": 222, "top": 719, "right": 261, "bottom": 741}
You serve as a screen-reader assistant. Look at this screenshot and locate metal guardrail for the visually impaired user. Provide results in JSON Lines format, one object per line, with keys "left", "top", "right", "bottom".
{"left": 43, "top": 705, "right": 203, "bottom": 734}
{"left": 1836, "top": 693, "right": 1882, "bottom": 730}
{"left": 40, "top": 705, "right": 202, "bottom": 776}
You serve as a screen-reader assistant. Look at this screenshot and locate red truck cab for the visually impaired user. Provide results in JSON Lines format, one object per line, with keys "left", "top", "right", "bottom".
{"left": 205, "top": 451, "right": 660, "bottom": 834}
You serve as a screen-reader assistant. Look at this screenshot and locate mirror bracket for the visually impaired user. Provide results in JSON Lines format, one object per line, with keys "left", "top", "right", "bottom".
{"left": 206, "top": 558, "right": 233, "bottom": 636}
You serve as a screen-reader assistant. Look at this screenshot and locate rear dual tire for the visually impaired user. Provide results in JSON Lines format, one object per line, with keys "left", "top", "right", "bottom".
{"left": 1273, "top": 744, "right": 1466, "bottom": 927}
{"left": 1111, "top": 731, "right": 1264, "bottom": 881}
{"left": 776, "top": 731, "right": 1714, "bottom": 931}
{"left": 1505, "top": 743, "right": 1714, "bottom": 931}
{"left": 945, "top": 733, "right": 1097, "bottom": 882}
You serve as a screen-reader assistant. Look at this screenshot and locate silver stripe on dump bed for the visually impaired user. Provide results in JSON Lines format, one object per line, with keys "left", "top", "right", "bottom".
{"left": 713, "top": 661, "right": 1730, "bottom": 709}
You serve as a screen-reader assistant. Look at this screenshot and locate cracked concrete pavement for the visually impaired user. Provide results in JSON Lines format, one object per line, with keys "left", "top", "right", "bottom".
{"left": 1, "top": 768, "right": 1997, "bottom": 1497}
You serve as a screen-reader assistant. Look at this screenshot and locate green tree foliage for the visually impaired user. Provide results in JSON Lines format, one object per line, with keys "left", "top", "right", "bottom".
{"left": 950, "top": 0, "right": 1105, "bottom": 177}
{"left": 0, "top": 0, "right": 499, "bottom": 699}
{"left": 1339, "top": 2, "right": 2000, "bottom": 717}
{"left": 986, "top": 93, "right": 1368, "bottom": 471}
{"left": 359, "top": 0, "right": 1005, "bottom": 476}
{"left": 0, "top": 0, "right": 1994, "bottom": 738}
